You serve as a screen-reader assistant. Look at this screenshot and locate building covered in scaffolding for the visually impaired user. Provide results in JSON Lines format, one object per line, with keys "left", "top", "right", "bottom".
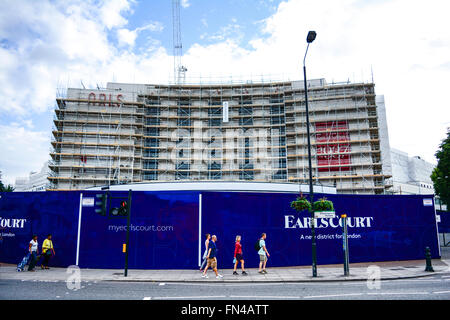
{"left": 49, "top": 78, "right": 392, "bottom": 194}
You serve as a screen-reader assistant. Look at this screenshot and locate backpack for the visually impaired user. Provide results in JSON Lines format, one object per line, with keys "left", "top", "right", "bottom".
{"left": 254, "top": 239, "right": 261, "bottom": 251}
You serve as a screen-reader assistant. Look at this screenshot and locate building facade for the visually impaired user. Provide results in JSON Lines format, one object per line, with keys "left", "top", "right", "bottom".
{"left": 49, "top": 79, "right": 392, "bottom": 194}
{"left": 390, "top": 148, "right": 435, "bottom": 195}
{"left": 14, "top": 161, "right": 51, "bottom": 192}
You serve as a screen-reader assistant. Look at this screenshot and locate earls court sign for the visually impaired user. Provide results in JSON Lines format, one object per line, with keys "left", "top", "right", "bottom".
{"left": 0, "top": 218, "right": 27, "bottom": 229}
{"left": 284, "top": 216, "right": 374, "bottom": 229}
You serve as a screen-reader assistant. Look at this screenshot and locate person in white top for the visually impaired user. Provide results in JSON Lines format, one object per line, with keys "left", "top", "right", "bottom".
{"left": 28, "top": 235, "right": 39, "bottom": 272}
{"left": 258, "top": 233, "right": 270, "bottom": 274}
{"left": 199, "top": 233, "right": 210, "bottom": 272}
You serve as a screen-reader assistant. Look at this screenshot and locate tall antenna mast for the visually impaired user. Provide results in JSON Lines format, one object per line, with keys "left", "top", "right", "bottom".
{"left": 172, "top": 0, "right": 187, "bottom": 84}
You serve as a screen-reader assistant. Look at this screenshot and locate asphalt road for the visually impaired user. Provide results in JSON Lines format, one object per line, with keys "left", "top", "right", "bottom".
{"left": 1, "top": 273, "right": 450, "bottom": 300}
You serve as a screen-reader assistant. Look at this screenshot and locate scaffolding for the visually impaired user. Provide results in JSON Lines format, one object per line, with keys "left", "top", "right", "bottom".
{"left": 49, "top": 79, "right": 392, "bottom": 194}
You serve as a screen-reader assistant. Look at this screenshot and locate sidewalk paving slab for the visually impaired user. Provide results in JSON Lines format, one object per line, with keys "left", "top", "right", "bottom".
{"left": 1, "top": 259, "right": 449, "bottom": 283}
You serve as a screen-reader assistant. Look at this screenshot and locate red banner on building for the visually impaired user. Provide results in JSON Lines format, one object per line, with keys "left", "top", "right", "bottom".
{"left": 315, "top": 121, "right": 351, "bottom": 172}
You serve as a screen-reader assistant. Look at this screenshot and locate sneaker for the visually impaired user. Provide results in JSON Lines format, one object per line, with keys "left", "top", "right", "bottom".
{"left": 201, "top": 274, "right": 208, "bottom": 278}
{"left": 262, "top": 269, "right": 267, "bottom": 274}
{"left": 258, "top": 270, "right": 264, "bottom": 274}
{"left": 242, "top": 271, "right": 248, "bottom": 275}
{"left": 233, "top": 271, "right": 238, "bottom": 275}
{"left": 216, "top": 274, "right": 223, "bottom": 279}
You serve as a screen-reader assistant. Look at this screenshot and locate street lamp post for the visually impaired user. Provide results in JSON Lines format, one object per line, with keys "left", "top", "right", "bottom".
{"left": 303, "top": 30, "right": 317, "bottom": 277}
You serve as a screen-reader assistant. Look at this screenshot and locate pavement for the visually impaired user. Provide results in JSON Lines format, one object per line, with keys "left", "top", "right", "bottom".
{"left": 1, "top": 257, "right": 449, "bottom": 283}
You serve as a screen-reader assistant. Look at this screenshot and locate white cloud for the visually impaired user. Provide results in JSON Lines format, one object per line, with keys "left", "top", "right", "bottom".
{"left": 0, "top": 124, "right": 50, "bottom": 185}
{"left": 181, "top": 0, "right": 191, "bottom": 9}
{"left": 117, "top": 22, "right": 164, "bottom": 48}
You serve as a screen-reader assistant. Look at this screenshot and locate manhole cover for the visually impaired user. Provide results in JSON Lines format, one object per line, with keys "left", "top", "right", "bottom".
{"left": 112, "top": 273, "right": 124, "bottom": 275}
{"left": 388, "top": 268, "right": 404, "bottom": 271}
{"left": 404, "top": 266, "right": 419, "bottom": 269}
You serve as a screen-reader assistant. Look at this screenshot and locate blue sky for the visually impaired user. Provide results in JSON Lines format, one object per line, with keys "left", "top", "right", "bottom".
{"left": 127, "top": 0, "right": 280, "bottom": 53}
{"left": 0, "top": 0, "right": 449, "bottom": 185}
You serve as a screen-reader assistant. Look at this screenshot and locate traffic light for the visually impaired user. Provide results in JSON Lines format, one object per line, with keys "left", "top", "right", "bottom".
{"left": 110, "top": 200, "right": 128, "bottom": 217}
{"left": 95, "top": 193, "right": 108, "bottom": 216}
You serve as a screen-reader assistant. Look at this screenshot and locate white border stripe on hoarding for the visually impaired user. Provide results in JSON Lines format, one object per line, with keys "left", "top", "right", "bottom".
{"left": 198, "top": 193, "right": 202, "bottom": 267}
{"left": 433, "top": 197, "right": 441, "bottom": 257}
{"left": 76, "top": 193, "right": 83, "bottom": 266}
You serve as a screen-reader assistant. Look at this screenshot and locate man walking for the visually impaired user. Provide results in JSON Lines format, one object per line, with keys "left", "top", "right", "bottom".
{"left": 202, "top": 235, "right": 223, "bottom": 279}
{"left": 258, "top": 233, "right": 270, "bottom": 274}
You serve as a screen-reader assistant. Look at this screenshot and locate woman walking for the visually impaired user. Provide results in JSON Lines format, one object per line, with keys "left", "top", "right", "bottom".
{"left": 233, "top": 235, "right": 247, "bottom": 275}
{"left": 40, "top": 234, "right": 55, "bottom": 269}
{"left": 28, "top": 235, "right": 39, "bottom": 272}
{"left": 199, "top": 233, "right": 210, "bottom": 272}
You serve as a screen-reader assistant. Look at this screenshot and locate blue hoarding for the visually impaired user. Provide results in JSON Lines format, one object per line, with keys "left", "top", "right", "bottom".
{"left": 0, "top": 191, "right": 440, "bottom": 269}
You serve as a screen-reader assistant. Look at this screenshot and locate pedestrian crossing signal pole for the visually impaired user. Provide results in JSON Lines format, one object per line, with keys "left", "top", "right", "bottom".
{"left": 341, "top": 214, "right": 350, "bottom": 276}
{"left": 124, "top": 189, "right": 132, "bottom": 277}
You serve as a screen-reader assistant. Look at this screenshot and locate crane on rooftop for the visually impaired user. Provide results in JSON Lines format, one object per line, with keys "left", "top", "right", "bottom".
{"left": 172, "top": 0, "right": 187, "bottom": 84}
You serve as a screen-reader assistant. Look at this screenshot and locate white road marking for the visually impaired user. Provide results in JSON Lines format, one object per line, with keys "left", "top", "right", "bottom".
{"left": 433, "top": 290, "right": 450, "bottom": 294}
{"left": 151, "top": 295, "right": 227, "bottom": 300}
{"left": 159, "top": 283, "right": 165, "bottom": 286}
{"left": 229, "top": 295, "right": 300, "bottom": 299}
{"left": 367, "top": 292, "right": 429, "bottom": 295}
{"left": 143, "top": 297, "right": 151, "bottom": 300}
{"left": 304, "top": 293, "right": 363, "bottom": 299}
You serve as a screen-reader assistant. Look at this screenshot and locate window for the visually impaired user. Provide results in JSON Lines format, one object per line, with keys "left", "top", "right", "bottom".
{"left": 143, "top": 170, "right": 158, "bottom": 180}
{"left": 146, "top": 117, "right": 160, "bottom": 125}
{"left": 209, "top": 118, "right": 222, "bottom": 127}
{"left": 144, "top": 149, "right": 159, "bottom": 158}
{"left": 145, "top": 98, "right": 160, "bottom": 105}
{"left": 145, "top": 138, "right": 159, "bottom": 147}
{"left": 179, "top": 99, "right": 190, "bottom": 106}
{"left": 208, "top": 162, "right": 222, "bottom": 180}
{"left": 146, "top": 107, "right": 159, "bottom": 115}
{"left": 272, "top": 170, "right": 287, "bottom": 180}
{"left": 239, "top": 98, "right": 253, "bottom": 105}
{"left": 146, "top": 128, "right": 159, "bottom": 136}
{"left": 240, "top": 117, "right": 253, "bottom": 126}
{"left": 209, "top": 100, "right": 222, "bottom": 106}
{"left": 143, "top": 160, "right": 158, "bottom": 169}
{"left": 178, "top": 118, "right": 191, "bottom": 126}
{"left": 269, "top": 98, "right": 284, "bottom": 104}
{"left": 177, "top": 107, "right": 190, "bottom": 116}
{"left": 239, "top": 106, "right": 252, "bottom": 115}
{"left": 208, "top": 107, "right": 222, "bottom": 116}
{"left": 176, "top": 162, "right": 190, "bottom": 180}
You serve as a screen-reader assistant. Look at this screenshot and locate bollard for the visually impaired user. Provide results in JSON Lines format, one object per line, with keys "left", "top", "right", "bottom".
{"left": 424, "top": 247, "right": 434, "bottom": 272}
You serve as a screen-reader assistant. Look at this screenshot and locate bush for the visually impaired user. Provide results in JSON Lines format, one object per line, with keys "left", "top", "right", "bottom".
{"left": 290, "top": 196, "right": 312, "bottom": 212}
{"left": 313, "top": 197, "right": 334, "bottom": 212}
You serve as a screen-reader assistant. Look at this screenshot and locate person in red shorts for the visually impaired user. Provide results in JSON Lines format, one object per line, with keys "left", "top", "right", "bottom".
{"left": 232, "top": 235, "right": 247, "bottom": 275}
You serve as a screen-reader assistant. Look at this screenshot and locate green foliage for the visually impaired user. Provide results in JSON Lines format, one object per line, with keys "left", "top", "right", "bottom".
{"left": 313, "top": 197, "right": 334, "bottom": 212}
{"left": 431, "top": 130, "right": 450, "bottom": 206}
{"left": 0, "top": 179, "right": 15, "bottom": 192}
{"left": 290, "top": 196, "right": 312, "bottom": 212}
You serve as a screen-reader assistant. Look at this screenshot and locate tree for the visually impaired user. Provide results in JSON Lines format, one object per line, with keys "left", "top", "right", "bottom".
{"left": 0, "top": 179, "right": 15, "bottom": 192}
{"left": 431, "top": 130, "right": 450, "bottom": 206}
